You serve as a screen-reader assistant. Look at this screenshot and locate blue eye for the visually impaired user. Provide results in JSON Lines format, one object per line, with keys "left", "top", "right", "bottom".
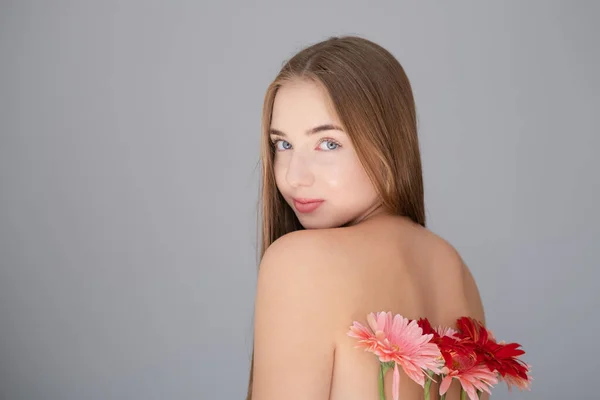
{"left": 318, "top": 139, "right": 340, "bottom": 151}
{"left": 274, "top": 140, "right": 292, "bottom": 151}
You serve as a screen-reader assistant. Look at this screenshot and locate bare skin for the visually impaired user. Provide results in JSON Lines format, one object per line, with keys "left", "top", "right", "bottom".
{"left": 252, "top": 212, "right": 488, "bottom": 400}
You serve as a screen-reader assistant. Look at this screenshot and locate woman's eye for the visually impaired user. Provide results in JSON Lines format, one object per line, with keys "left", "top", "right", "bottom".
{"left": 318, "top": 139, "right": 340, "bottom": 151}
{"left": 274, "top": 140, "right": 292, "bottom": 151}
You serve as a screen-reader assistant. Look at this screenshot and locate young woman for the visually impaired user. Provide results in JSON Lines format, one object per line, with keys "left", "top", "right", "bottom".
{"left": 246, "top": 36, "right": 487, "bottom": 400}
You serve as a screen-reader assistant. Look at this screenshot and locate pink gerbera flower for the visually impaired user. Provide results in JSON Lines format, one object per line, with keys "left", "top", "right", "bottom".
{"left": 348, "top": 312, "right": 443, "bottom": 400}
{"left": 440, "top": 363, "right": 499, "bottom": 400}
{"left": 436, "top": 326, "right": 458, "bottom": 338}
{"left": 416, "top": 317, "right": 459, "bottom": 340}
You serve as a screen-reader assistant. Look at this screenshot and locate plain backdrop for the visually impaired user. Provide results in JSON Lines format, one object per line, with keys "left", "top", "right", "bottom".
{"left": 0, "top": 1, "right": 598, "bottom": 399}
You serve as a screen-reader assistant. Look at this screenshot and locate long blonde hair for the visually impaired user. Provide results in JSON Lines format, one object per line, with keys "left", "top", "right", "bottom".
{"left": 247, "top": 35, "right": 426, "bottom": 399}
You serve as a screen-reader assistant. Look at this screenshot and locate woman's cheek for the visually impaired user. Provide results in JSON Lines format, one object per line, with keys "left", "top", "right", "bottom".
{"left": 273, "top": 161, "right": 288, "bottom": 191}
{"left": 316, "top": 157, "right": 354, "bottom": 189}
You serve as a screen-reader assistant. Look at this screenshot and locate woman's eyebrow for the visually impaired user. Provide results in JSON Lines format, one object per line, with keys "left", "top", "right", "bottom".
{"left": 269, "top": 124, "right": 344, "bottom": 137}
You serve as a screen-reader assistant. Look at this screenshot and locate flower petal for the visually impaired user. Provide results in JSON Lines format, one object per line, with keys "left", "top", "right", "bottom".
{"left": 367, "top": 313, "right": 378, "bottom": 333}
{"left": 439, "top": 375, "right": 453, "bottom": 395}
{"left": 393, "top": 363, "right": 400, "bottom": 400}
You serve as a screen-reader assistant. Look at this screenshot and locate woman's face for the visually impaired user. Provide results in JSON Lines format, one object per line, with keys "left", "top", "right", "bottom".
{"left": 269, "top": 79, "right": 382, "bottom": 229}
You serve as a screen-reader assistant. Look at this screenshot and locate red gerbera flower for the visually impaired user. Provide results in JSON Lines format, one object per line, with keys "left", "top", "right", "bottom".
{"left": 485, "top": 341, "right": 532, "bottom": 391}
{"left": 455, "top": 317, "right": 494, "bottom": 345}
{"left": 455, "top": 317, "right": 532, "bottom": 391}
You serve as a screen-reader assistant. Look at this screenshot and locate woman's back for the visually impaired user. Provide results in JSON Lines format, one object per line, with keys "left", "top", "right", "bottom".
{"left": 324, "top": 214, "right": 486, "bottom": 400}
{"left": 251, "top": 212, "right": 486, "bottom": 400}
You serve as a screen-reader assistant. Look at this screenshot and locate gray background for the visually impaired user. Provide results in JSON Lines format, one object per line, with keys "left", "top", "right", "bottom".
{"left": 0, "top": 1, "right": 598, "bottom": 399}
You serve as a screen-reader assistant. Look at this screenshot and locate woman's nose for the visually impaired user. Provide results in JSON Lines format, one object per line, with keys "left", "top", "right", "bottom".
{"left": 285, "top": 152, "right": 314, "bottom": 188}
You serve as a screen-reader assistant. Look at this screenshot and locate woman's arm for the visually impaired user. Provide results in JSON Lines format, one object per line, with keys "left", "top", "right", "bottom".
{"left": 251, "top": 231, "right": 339, "bottom": 400}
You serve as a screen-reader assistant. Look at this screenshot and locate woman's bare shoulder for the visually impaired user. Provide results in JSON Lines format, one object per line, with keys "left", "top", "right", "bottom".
{"left": 252, "top": 229, "right": 355, "bottom": 399}
{"left": 255, "top": 228, "right": 365, "bottom": 324}
{"left": 260, "top": 220, "right": 485, "bottom": 324}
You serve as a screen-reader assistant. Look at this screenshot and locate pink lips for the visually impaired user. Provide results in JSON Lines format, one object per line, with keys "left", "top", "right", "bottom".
{"left": 292, "top": 198, "right": 324, "bottom": 213}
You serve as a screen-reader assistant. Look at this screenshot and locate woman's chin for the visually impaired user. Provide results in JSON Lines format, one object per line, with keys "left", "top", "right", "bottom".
{"left": 296, "top": 215, "right": 342, "bottom": 230}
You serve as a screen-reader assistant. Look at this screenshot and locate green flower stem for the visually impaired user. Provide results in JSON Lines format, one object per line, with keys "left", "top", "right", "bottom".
{"left": 439, "top": 374, "right": 447, "bottom": 400}
{"left": 378, "top": 363, "right": 385, "bottom": 400}
{"left": 378, "top": 362, "right": 395, "bottom": 400}
{"left": 460, "top": 388, "right": 467, "bottom": 400}
{"left": 424, "top": 377, "right": 431, "bottom": 400}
